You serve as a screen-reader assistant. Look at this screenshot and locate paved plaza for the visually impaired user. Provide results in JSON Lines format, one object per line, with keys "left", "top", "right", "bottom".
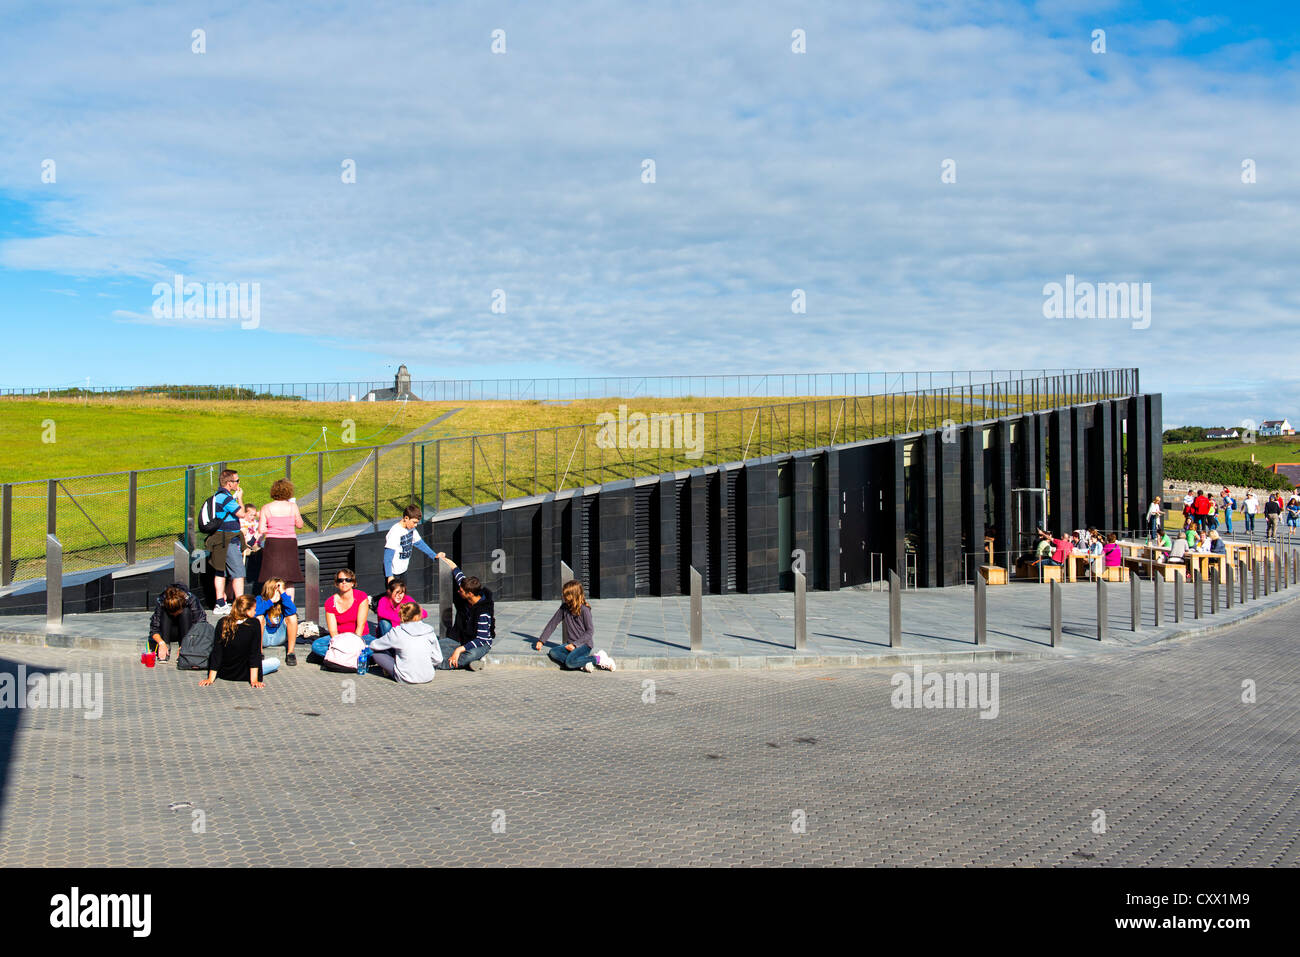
{"left": 0, "top": 593, "right": 1296, "bottom": 866}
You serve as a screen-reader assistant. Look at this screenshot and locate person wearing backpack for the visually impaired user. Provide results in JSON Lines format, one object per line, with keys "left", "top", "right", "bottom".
{"left": 1220, "top": 489, "right": 1235, "bottom": 535}
{"left": 433, "top": 552, "right": 494, "bottom": 671}
{"left": 147, "top": 582, "right": 206, "bottom": 663}
{"left": 199, "top": 469, "right": 246, "bottom": 615}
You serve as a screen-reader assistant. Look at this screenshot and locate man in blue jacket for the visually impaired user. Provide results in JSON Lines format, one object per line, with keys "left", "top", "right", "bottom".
{"left": 433, "top": 553, "right": 494, "bottom": 672}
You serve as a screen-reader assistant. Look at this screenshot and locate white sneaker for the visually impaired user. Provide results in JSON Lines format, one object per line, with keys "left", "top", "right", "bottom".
{"left": 213, "top": 602, "right": 232, "bottom": 615}
{"left": 594, "top": 650, "right": 617, "bottom": 672}
{"left": 581, "top": 661, "right": 595, "bottom": 673}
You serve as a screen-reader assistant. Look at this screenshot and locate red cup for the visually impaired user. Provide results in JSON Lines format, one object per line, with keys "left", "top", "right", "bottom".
{"left": 141, "top": 652, "right": 156, "bottom": 668}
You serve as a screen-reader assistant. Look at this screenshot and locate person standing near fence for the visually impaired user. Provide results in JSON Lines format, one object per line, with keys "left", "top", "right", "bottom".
{"left": 206, "top": 469, "right": 245, "bottom": 615}
{"left": 1146, "top": 496, "right": 1163, "bottom": 539}
{"left": 1220, "top": 488, "right": 1235, "bottom": 535}
{"left": 1244, "top": 491, "right": 1258, "bottom": 534}
{"left": 259, "top": 480, "right": 304, "bottom": 601}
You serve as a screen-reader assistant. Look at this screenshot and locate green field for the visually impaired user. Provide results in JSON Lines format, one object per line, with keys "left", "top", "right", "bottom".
{"left": 1161, "top": 437, "right": 1300, "bottom": 469}
{"left": 0, "top": 387, "right": 1060, "bottom": 581}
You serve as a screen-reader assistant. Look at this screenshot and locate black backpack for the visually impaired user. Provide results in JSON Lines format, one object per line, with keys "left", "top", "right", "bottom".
{"left": 177, "top": 620, "right": 216, "bottom": 671}
{"left": 197, "top": 493, "right": 225, "bottom": 535}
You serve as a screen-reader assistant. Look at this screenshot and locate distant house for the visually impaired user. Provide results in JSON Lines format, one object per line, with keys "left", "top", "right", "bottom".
{"left": 1204, "top": 428, "right": 1240, "bottom": 440}
{"left": 1259, "top": 419, "right": 1294, "bottom": 437}
{"left": 363, "top": 365, "right": 421, "bottom": 402}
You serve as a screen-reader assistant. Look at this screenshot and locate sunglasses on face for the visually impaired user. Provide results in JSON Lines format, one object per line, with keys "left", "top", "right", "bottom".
{"left": 336, "top": 577, "right": 354, "bottom": 584}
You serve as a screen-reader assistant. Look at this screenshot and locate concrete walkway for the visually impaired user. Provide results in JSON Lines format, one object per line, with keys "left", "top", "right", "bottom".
{"left": 3, "top": 578, "right": 1297, "bottom": 670}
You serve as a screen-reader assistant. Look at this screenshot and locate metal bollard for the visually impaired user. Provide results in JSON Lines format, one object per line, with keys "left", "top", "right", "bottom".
{"left": 1050, "top": 580, "right": 1062, "bottom": 647}
{"left": 560, "top": 560, "right": 574, "bottom": 594}
{"left": 1211, "top": 568, "right": 1219, "bottom": 614}
{"left": 889, "top": 569, "right": 902, "bottom": 648}
{"left": 794, "top": 570, "right": 807, "bottom": 651}
{"left": 1240, "top": 560, "right": 1247, "bottom": 605}
{"left": 1153, "top": 573, "right": 1162, "bottom": 626}
{"left": 1096, "top": 576, "right": 1108, "bottom": 641}
{"left": 305, "top": 549, "right": 321, "bottom": 626}
{"left": 1253, "top": 561, "right": 1260, "bottom": 600}
{"left": 1275, "top": 553, "right": 1282, "bottom": 592}
{"left": 46, "top": 534, "right": 62, "bottom": 630}
{"left": 439, "top": 558, "right": 454, "bottom": 638}
{"left": 1174, "top": 573, "right": 1183, "bottom": 623}
{"left": 174, "top": 540, "right": 190, "bottom": 589}
{"left": 690, "top": 566, "right": 703, "bottom": 651}
{"left": 1226, "top": 561, "right": 1234, "bottom": 610}
{"left": 975, "top": 573, "right": 987, "bottom": 646}
{"left": 1130, "top": 572, "right": 1141, "bottom": 632}
{"left": 1263, "top": 559, "right": 1270, "bottom": 596}
{"left": 1193, "top": 567, "right": 1202, "bottom": 620}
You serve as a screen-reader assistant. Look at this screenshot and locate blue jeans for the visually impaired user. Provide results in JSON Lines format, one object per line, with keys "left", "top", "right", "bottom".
{"left": 1245, "top": 514, "right": 1255, "bottom": 532}
{"left": 1148, "top": 516, "right": 1160, "bottom": 538}
{"left": 549, "top": 644, "right": 596, "bottom": 670}
{"left": 1224, "top": 512, "right": 1233, "bottom": 533}
{"left": 436, "top": 637, "right": 490, "bottom": 669}
{"left": 378, "top": 618, "right": 394, "bottom": 637}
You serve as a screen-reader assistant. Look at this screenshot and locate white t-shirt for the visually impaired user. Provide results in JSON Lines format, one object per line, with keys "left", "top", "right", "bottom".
{"left": 384, "top": 521, "right": 424, "bottom": 575}
{"left": 1244, "top": 496, "right": 1258, "bottom": 514}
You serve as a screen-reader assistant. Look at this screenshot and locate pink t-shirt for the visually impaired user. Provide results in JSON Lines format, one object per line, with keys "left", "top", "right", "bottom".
{"left": 377, "top": 593, "right": 429, "bottom": 629}
{"left": 326, "top": 590, "right": 369, "bottom": 637}
{"left": 262, "top": 509, "right": 299, "bottom": 539}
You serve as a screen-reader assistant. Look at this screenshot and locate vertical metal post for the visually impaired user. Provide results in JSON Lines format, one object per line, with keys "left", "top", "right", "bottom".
{"left": 123, "top": 470, "right": 139, "bottom": 565}
{"left": 438, "top": 558, "right": 454, "bottom": 638}
{"left": 46, "top": 534, "right": 62, "bottom": 630}
{"left": 1096, "top": 576, "right": 1108, "bottom": 641}
{"left": 1152, "top": 573, "right": 1162, "bottom": 626}
{"left": 174, "top": 540, "right": 189, "bottom": 589}
{"left": 0, "top": 483, "right": 10, "bottom": 586}
{"left": 888, "top": 569, "right": 901, "bottom": 647}
{"left": 554, "top": 431, "right": 559, "bottom": 493}
{"left": 1131, "top": 572, "right": 1142, "bottom": 631}
{"left": 1174, "top": 573, "right": 1184, "bottom": 622}
{"left": 1262, "top": 558, "right": 1269, "bottom": 596}
{"left": 560, "top": 560, "right": 574, "bottom": 594}
{"left": 1050, "top": 580, "right": 1062, "bottom": 646}
{"left": 1193, "top": 567, "right": 1202, "bottom": 619}
{"left": 502, "top": 433, "right": 507, "bottom": 501}
{"left": 47, "top": 478, "right": 57, "bottom": 536}
{"left": 794, "top": 570, "right": 807, "bottom": 650}
{"left": 471, "top": 437, "right": 477, "bottom": 507}
{"left": 305, "top": 548, "right": 320, "bottom": 625}
{"left": 1275, "top": 551, "right": 1282, "bottom": 592}
{"left": 316, "top": 452, "right": 324, "bottom": 532}
{"left": 411, "top": 443, "right": 416, "bottom": 505}
{"left": 1210, "top": 568, "right": 1219, "bottom": 614}
{"left": 690, "top": 565, "right": 703, "bottom": 652}
{"left": 1225, "top": 560, "right": 1234, "bottom": 610}
{"left": 1240, "top": 560, "right": 1248, "bottom": 604}
{"left": 285, "top": 454, "right": 292, "bottom": 485}
{"left": 435, "top": 441, "right": 441, "bottom": 511}
{"left": 975, "top": 572, "right": 987, "bottom": 645}
{"left": 372, "top": 447, "right": 380, "bottom": 531}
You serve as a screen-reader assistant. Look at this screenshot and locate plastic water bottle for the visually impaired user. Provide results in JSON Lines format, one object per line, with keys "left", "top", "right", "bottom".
{"left": 356, "top": 647, "right": 371, "bottom": 676}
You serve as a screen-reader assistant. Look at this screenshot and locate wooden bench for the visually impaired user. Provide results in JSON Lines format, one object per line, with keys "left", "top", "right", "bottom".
{"left": 979, "top": 564, "right": 1007, "bottom": 585}
{"left": 1039, "top": 564, "right": 1063, "bottom": 583}
{"left": 1154, "top": 561, "right": 1187, "bottom": 582}
{"left": 1102, "top": 565, "right": 1129, "bottom": 582}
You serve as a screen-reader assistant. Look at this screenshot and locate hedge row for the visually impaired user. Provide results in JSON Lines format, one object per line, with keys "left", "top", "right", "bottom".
{"left": 1163, "top": 455, "right": 1294, "bottom": 491}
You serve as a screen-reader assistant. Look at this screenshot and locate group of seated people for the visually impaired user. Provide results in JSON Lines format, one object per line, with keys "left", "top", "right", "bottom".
{"left": 1151, "top": 525, "right": 1227, "bottom": 564}
{"left": 1033, "top": 528, "right": 1124, "bottom": 574}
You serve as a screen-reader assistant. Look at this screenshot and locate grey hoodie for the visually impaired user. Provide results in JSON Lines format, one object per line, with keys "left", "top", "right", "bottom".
{"left": 368, "top": 620, "right": 443, "bottom": 684}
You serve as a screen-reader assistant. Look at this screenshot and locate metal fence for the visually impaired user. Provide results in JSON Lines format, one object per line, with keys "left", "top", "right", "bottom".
{"left": 0, "top": 368, "right": 1139, "bottom": 583}
{"left": 0, "top": 368, "right": 1130, "bottom": 403}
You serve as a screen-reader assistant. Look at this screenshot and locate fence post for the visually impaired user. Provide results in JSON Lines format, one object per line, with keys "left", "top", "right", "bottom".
{"left": 1174, "top": 573, "right": 1184, "bottom": 622}
{"left": 975, "top": 572, "right": 987, "bottom": 645}
{"left": 372, "top": 447, "right": 380, "bottom": 531}
{"left": 889, "top": 569, "right": 901, "bottom": 647}
{"left": 1193, "top": 567, "right": 1202, "bottom": 619}
{"left": 315, "top": 452, "right": 324, "bottom": 532}
{"left": 1152, "top": 572, "right": 1162, "bottom": 626}
{"left": 285, "top": 454, "right": 292, "bottom": 485}
{"left": 0, "top": 483, "right": 10, "bottom": 586}
{"left": 1130, "top": 572, "right": 1141, "bottom": 631}
{"left": 1050, "top": 580, "right": 1062, "bottom": 647}
{"left": 1210, "top": 567, "right": 1219, "bottom": 614}
{"left": 502, "top": 433, "right": 507, "bottom": 501}
{"left": 47, "top": 478, "right": 57, "bottom": 537}
{"left": 410, "top": 443, "right": 416, "bottom": 505}
{"left": 1097, "top": 576, "right": 1108, "bottom": 641}
{"left": 472, "top": 437, "right": 477, "bottom": 507}
{"left": 46, "top": 534, "right": 62, "bottom": 630}
{"left": 690, "top": 565, "right": 703, "bottom": 652}
{"left": 794, "top": 569, "right": 807, "bottom": 650}
{"left": 305, "top": 548, "right": 320, "bottom": 625}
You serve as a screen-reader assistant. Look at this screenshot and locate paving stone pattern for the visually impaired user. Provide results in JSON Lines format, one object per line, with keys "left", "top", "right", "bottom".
{"left": 0, "top": 602, "right": 1296, "bottom": 866}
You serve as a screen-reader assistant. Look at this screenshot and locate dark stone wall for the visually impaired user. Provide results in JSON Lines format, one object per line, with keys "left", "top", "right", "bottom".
{"left": 744, "top": 461, "right": 779, "bottom": 593}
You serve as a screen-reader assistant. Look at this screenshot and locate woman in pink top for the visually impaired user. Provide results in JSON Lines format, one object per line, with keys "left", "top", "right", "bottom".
{"left": 259, "top": 479, "right": 304, "bottom": 599}
{"left": 1102, "top": 533, "right": 1123, "bottom": 568}
{"left": 323, "top": 567, "right": 370, "bottom": 672}
{"left": 376, "top": 576, "right": 428, "bottom": 637}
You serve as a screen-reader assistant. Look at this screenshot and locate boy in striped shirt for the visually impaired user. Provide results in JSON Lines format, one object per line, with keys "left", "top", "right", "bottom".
{"left": 434, "top": 552, "right": 494, "bottom": 672}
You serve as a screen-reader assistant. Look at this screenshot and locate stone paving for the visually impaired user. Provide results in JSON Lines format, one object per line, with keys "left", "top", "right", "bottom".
{"left": 3, "top": 577, "right": 1298, "bottom": 670}
{"left": 0, "top": 599, "right": 1296, "bottom": 866}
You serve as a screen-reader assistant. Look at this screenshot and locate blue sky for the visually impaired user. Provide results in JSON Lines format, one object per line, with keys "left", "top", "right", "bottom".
{"left": 1, "top": 0, "right": 1298, "bottom": 426}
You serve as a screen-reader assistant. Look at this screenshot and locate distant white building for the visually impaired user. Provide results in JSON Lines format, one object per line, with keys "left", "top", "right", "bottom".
{"left": 1204, "top": 428, "right": 1240, "bottom": 440}
{"left": 1259, "top": 419, "right": 1294, "bottom": 436}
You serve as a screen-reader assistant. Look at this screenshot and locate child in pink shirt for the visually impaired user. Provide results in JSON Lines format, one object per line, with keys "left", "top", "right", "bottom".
{"left": 376, "top": 577, "right": 428, "bottom": 637}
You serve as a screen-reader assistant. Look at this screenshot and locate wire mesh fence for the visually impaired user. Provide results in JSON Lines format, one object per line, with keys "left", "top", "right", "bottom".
{"left": 0, "top": 368, "right": 1139, "bottom": 582}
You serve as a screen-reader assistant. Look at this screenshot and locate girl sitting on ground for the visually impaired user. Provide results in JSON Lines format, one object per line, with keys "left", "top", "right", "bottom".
{"left": 256, "top": 577, "right": 299, "bottom": 666}
{"left": 533, "top": 580, "right": 615, "bottom": 672}
{"left": 319, "top": 568, "right": 370, "bottom": 672}
{"left": 376, "top": 576, "right": 428, "bottom": 637}
{"left": 367, "top": 601, "right": 442, "bottom": 683}
{"left": 200, "top": 595, "right": 278, "bottom": 687}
